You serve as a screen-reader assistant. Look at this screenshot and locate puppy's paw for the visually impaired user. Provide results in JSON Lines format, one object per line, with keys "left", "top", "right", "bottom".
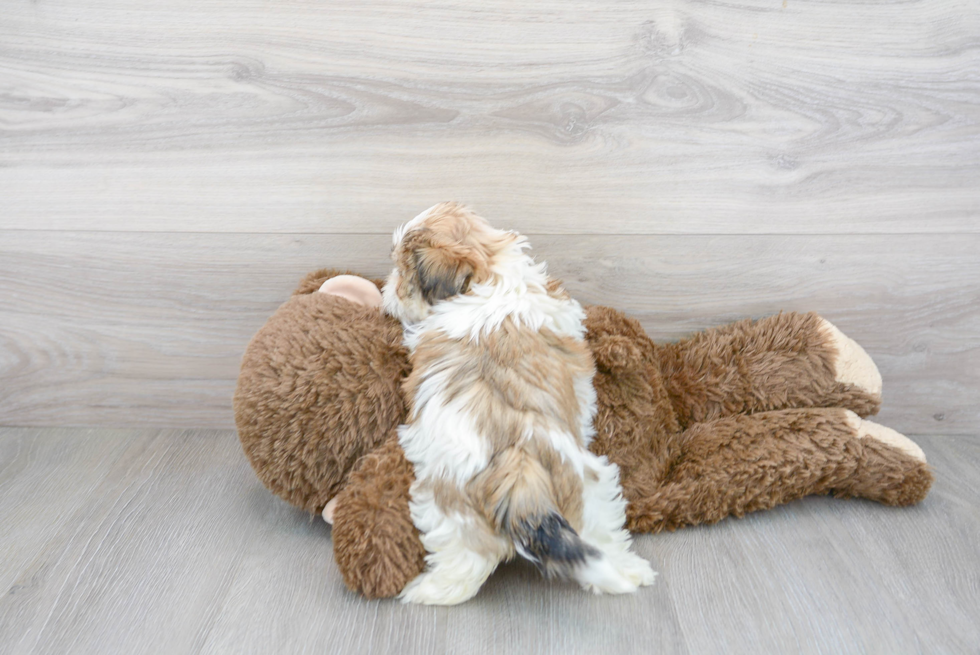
{"left": 614, "top": 552, "right": 657, "bottom": 588}
{"left": 818, "top": 319, "right": 882, "bottom": 398}
{"left": 844, "top": 410, "right": 926, "bottom": 463}
{"left": 399, "top": 573, "right": 441, "bottom": 605}
{"left": 399, "top": 572, "right": 452, "bottom": 605}
{"left": 575, "top": 556, "right": 651, "bottom": 595}
{"left": 398, "top": 570, "right": 482, "bottom": 606}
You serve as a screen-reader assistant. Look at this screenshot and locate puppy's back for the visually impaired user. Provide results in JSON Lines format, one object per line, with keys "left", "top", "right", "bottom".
{"left": 407, "top": 315, "right": 601, "bottom": 578}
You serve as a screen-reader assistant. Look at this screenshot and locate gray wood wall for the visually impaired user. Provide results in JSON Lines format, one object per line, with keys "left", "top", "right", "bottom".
{"left": 2, "top": 0, "right": 978, "bottom": 434}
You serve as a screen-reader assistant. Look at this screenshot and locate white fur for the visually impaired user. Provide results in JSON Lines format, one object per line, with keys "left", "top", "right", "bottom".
{"left": 419, "top": 236, "right": 587, "bottom": 344}
{"left": 383, "top": 204, "right": 465, "bottom": 328}
{"left": 392, "top": 234, "right": 588, "bottom": 353}
{"left": 541, "top": 429, "right": 587, "bottom": 477}
{"left": 576, "top": 455, "right": 656, "bottom": 590}
{"left": 382, "top": 268, "right": 429, "bottom": 328}
{"left": 573, "top": 367, "right": 599, "bottom": 447}
{"left": 390, "top": 204, "right": 436, "bottom": 251}
{"left": 401, "top": 485, "right": 511, "bottom": 605}
{"left": 390, "top": 211, "right": 655, "bottom": 604}
{"left": 398, "top": 392, "right": 490, "bottom": 486}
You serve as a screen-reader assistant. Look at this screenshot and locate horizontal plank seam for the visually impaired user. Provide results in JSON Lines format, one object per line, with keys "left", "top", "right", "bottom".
{"left": 0, "top": 424, "right": 969, "bottom": 440}
{"left": 2, "top": 229, "right": 980, "bottom": 238}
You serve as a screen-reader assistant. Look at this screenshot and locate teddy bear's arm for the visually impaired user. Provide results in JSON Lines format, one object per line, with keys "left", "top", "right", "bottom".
{"left": 331, "top": 433, "right": 426, "bottom": 599}
{"left": 655, "top": 312, "right": 882, "bottom": 429}
{"left": 623, "top": 407, "right": 932, "bottom": 534}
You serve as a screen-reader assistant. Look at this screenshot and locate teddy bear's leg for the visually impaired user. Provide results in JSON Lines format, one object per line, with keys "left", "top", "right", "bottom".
{"left": 331, "top": 436, "right": 427, "bottom": 599}
{"left": 623, "top": 408, "right": 932, "bottom": 534}
{"left": 656, "top": 312, "right": 883, "bottom": 429}
{"left": 398, "top": 485, "right": 508, "bottom": 606}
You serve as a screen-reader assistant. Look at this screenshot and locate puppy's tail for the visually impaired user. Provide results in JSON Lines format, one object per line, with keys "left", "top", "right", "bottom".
{"left": 477, "top": 446, "right": 599, "bottom": 580}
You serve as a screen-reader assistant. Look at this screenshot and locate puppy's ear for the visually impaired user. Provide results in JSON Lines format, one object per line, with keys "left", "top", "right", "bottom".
{"left": 414, "top": 245, "right": 475, "bottom": 303}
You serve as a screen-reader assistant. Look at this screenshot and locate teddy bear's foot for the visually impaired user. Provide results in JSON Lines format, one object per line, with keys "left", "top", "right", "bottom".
{"left": 819, "top": 319, "right": 883, "bottom": 400}
{"left": 839, "top": 409, "right": 933, "bottom": 505}
{"left": 844, "top": 410, "right": 926, "bottom": 463}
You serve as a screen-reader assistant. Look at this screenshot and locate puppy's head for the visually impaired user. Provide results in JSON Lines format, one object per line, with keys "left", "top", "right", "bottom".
{"left": 382, "top": 202, "right": 513, "bottom": 326}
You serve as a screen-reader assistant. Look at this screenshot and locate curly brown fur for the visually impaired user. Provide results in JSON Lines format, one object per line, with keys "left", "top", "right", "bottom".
{"left": 332, "top": 434, "right": 426, "bottom": 599}
{"left": 585, "top": 305, "right": 683, "bottom": 488}
{"left": 234, "top": 270, "right": 410, "bottom": 514}
{"left": 236, "top": 271, "right": 932, "bottom": 599}
{"left": 657, "top": 312, "right": 882, "bottom": 428}
{"left": 623, "top": 408, "right": 933, "bottom": 533}
{"left": 831, "top": 436, "right": 934, "bottom": 507}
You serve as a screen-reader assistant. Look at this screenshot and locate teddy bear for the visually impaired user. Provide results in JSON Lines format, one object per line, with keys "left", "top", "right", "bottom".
{"left": 234, "top": 268, "right": 933, "bottom": 599}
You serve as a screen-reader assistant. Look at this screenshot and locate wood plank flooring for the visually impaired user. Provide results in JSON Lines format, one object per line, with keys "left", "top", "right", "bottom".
{"left": 0, "top": 427, "right": 977, "bottom": 654}
{"left": 2, "top": 0, "right": 978, "bottom": 432}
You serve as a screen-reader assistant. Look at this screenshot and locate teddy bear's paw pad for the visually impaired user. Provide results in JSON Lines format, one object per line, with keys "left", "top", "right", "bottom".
{"left": 846, "top": 410, "right": 926, "bottom": 463}
{"left": 321, "top": 497, "right": 337, "bottom": 524}
{"left": 818, "top": 318, "right": 882, "bottom": 397}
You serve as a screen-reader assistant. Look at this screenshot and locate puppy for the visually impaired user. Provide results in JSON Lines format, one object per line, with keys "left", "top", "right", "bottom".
{"left": 383, "top": 202, "right": 656, "bottom": 605}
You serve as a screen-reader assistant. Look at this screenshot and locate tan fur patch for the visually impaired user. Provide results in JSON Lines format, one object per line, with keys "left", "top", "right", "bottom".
{"left": 404, "top": 315, "right": 593, "bottom": 536}
{"left": 405, "top": 321, "right": 592, "bottom": 446}
{"left": 464, "top": 441, "right": 586, "bottom": 533}
{"left": 391, "top": 202, "right": 519, "bottom": 307}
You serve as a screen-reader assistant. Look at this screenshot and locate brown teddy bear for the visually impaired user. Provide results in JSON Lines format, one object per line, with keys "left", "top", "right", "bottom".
{"left": 234, "top": 269, "right": 933, "bottom": 599}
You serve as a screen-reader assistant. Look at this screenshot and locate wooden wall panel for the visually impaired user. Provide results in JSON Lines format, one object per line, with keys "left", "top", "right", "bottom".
{"left": 1, "top": 0, "right": 978, "bottom": 234}
{"left": 1, "top": 0, "right": 977, "bottom": 432}
{"left": 1, "top": 231, "right": 976, "bottom": 434}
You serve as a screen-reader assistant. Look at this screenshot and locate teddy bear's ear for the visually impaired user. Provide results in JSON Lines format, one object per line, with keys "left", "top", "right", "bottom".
{"left": 591, "top": 334, "right": 644, "bottom": 373}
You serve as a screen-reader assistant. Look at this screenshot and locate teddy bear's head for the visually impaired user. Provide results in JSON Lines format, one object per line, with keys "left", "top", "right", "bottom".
{"left": 234, "top": 270, "right": 411, "bottom": 513}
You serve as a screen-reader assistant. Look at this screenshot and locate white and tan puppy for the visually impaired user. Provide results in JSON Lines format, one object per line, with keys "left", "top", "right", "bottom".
{"left": 383, "top": 202, "right": 655, "bottom": 605}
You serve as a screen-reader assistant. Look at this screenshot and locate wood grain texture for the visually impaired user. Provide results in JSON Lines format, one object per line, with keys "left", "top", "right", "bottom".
{"left": 2, "top": 2, "right": 976, "bottom": 648}
{"left": 0, "top": 429, "right": 263, "bottom": 654}
{"left": 0, "top": 427, "right": 977, "bottom": 654}
{"left": 1, "top": 0, "right": 979, "bottom": 233}
{"left": 0, "top": 428, "right": 129, "bottom": 596}
{"left": 1, "top": 230, "right": 977, "bottom": 433}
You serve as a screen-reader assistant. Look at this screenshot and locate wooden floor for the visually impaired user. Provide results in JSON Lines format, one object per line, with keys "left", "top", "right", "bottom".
{"left": 0, "top": 428, "right": 977, "bottom": 654}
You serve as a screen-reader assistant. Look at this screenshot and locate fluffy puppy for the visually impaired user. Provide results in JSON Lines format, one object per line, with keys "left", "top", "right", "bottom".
{"left": 383, "top": 202, "right": 656, "bottom": 605}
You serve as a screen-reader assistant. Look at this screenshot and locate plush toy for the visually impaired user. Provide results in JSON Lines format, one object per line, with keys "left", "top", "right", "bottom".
{"left": 234, "top": 269, "right": 933, "bottom": 599}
